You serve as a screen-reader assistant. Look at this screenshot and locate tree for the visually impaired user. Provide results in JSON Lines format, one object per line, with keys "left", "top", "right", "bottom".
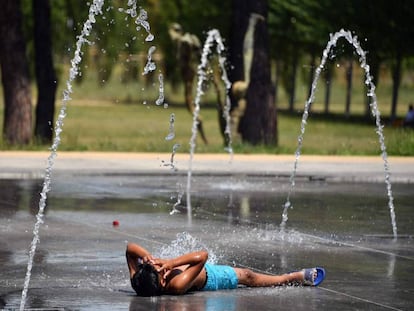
{"left": 0, "top": 0, "right": 32, "bottom": 145}
{"left": 269, "top": 0, "right": 322, "bottom": 113}
{"left": 228, "top": 0, "right": 249, "bottom": 97}
{"left": 237, "top": 0, "right": 277, "bottom": 145}
{"left": 33, "top": 0, "right": 57, "bottom": 143}
{"left": 269, "top": 0, "right": 301, "bottom": 112}
{"left": 384, "top": 0, "right": 414, "bottom": 120}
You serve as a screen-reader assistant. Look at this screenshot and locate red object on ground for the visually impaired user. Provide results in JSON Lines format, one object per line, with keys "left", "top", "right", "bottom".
{"left": 112, "top": 220, "right": 120, "bottom": 226}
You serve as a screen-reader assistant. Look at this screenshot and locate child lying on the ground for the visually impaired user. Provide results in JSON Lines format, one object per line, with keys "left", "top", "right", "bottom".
{"left": 126, "top": 242, "right": 325, "bottom": 296}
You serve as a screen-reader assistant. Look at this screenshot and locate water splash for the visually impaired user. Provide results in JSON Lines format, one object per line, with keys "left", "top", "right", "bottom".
{"left": 142, "top": 46, "right": 157, "bottom": 75}
{"left": 156, "top": 232, "right": 218, "bottom": 264}
{"left": 280, "top": 29, "right": 397, "bottom": 240}
{"left": 155, "top": 73, "right": 166, "bottom": 107}
{"left": 165, "top": 113, "right": 176, "bottom": 141}
{"left": 135, "top": 7, "right": 154, "bottom": 42}
{"left": 162, "top": 143, "right": 180, "bottom": 171}
{"left": 170, "top": 183, "right": 184, "bottom": 215}
{"left": 186, "top": 29, "right": 233, "bottom": 220}
{"left": 123, "top": 2, "right": 156, "bottom": 76}
{"left": 124, "top": 0, "right": 154, "bottom": 42}
{"left": 19, "top": 1, "right": 105, "bottom": 310}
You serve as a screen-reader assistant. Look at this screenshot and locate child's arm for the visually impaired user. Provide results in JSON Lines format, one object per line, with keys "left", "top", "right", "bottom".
{"left": 125, "top": 242, "right": 152, "bottom": 277}
{"left": 153, "top": 250, "right": 208, "bottom": 294}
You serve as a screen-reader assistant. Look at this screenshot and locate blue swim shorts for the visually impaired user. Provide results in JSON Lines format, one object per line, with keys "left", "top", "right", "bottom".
{"left": 202, "top": 263, "right": 238, "bottom": 291}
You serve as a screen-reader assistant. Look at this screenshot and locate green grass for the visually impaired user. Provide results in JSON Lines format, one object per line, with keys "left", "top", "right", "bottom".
{"left": 1, "top": 101, "right": 413, "bottom": 155}
{"left": 1, "top": 64, "right": 414, "bottom": 155}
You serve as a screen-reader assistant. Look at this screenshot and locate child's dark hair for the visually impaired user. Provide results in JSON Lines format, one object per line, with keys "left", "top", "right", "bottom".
{"left": 131, "top": 263, "right": 162, "bottom": 296}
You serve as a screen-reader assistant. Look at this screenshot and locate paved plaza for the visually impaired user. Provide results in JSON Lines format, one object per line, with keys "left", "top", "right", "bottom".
{"left": 0, "top": 152, "right": 413, "bottom": 310}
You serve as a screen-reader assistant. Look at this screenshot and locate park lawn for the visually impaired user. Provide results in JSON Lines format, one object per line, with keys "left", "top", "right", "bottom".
{"left": 0, "top": 98, "right": 413, "bottom": 156}
{"left": 0, "top": 63, "right": 413, "bottom": 155}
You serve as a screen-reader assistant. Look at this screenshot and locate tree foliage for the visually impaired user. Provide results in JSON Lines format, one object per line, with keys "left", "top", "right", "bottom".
{"left": 18, "top": 0, "right": 414, "bottom": 107}
{"left": 3, "top": 0, "right": 414, "bottom": 146}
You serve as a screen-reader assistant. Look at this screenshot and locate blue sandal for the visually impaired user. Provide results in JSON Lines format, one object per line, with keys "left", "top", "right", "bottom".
{"left": 303, "top": 267, "right": 326, "bottom": 286}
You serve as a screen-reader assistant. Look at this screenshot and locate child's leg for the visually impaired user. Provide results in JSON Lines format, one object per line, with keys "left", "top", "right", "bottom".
{"left": 233, "top": 268, "right": 305, "bottom": 287}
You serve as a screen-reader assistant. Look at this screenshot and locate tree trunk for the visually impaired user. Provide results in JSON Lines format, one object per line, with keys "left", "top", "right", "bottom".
{"left": 0, "top": 0, "right": 32, "bottom": 145}
{"left": 273, "top": 59, "right": 281, "bottom": 106}
{"left": 229, "top": 0, "right": 249, "bottom": 110}
{"left": 33, "top": 0, "right": 57, "bottom": 144}
{"left": 345, "top": 59, "right": 353, "bottom": 117}
{"left": 288, "top": 51, "right": 298, "bottom": 112}
{"left": 324, "top": 64, "right": 332, "bottom": 114}
{"left": 391, "top": 52, "right": 402, "bottom": 121}
{"left": 239, "top": 0, "right": 277, "bottom": 145}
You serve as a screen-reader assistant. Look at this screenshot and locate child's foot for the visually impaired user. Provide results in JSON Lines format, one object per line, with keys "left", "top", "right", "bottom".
{"left": 302, "top": 267, "right": 325, "bottom": 286}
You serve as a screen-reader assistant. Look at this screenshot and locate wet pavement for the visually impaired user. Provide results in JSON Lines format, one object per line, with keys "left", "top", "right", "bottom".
{"left": 0, "top": 152, "right": 413, "bottom": 310}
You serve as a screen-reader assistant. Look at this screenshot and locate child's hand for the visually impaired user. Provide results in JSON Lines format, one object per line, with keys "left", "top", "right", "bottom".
{"left": 142, "top": 255, "right": 156, "bottom": 264}
{"left": 153, "top": 259, "right": 174, "bottom": 279}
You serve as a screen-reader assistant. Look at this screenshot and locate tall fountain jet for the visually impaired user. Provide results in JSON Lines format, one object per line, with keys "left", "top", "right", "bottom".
{"left": 280, "top": 29, "right": 397, "bottom": 240}
{"left": 185, "top": 14, "right": 264, "bottom": 221}
{"left": 19, "top": 1, "right": 159, "bottom": 309}
{"left": 19, "top": 2, "right": 106, "bottom": 309}
{"left": 185, "top": 29, "right": 233, "bottom": 223}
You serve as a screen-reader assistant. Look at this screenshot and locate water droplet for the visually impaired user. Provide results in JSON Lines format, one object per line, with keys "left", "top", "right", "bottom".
{"left": 165, "top": 133, "right": 175, "bottom": 141}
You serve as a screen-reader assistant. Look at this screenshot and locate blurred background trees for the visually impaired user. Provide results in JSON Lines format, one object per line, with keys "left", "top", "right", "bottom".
{"left": 0, "top": 0, "right": 32, "bottom": 145}
{"left": 1, "top": 0, "right": 414, "bottom": 147}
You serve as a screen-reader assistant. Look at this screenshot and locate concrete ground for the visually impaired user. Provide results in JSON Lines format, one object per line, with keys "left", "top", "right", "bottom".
{"left": 0, "top": 152, "right": 413, "bottom": 310}
{"left": 1, "top": 151, "right": 414, "bottom": 182}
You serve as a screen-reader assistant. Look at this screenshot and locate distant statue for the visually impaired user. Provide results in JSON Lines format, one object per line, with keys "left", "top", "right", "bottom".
{"left": 230, "top": 13, "right": 264, "bottom": 139}
{"left": 169, "top": 23, "right": 209, "bottom": 144}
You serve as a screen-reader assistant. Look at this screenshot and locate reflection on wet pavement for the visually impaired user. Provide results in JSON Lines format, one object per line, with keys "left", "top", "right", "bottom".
{"left": 1, "top": 176, "right": 413, "bottom": 310}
